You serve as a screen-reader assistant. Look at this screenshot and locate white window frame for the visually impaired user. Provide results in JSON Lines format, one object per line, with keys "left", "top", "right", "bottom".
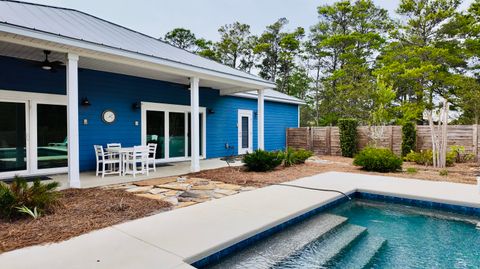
{"left": 238, "top": 109, "right": 253, "bottom": 155}
{"left": 0, "top": 89, "right": 68, "bottom": 179}
{"left": 141, "top": 102, "right": 207, "bottom": 163}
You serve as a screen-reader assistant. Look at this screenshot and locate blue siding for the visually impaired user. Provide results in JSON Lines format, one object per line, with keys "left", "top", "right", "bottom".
{"left": 0, "top": 56, "right": 298, "bottom": 171}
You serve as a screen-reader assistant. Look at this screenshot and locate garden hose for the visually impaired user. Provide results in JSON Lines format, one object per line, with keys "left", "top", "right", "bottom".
{"left": 273, "top": 183, "right": 352, "bottom": 200}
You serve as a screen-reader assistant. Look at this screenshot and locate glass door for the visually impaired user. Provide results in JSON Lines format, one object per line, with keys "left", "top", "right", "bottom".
{"left": 169, "top": 112, "right": 186, "bottom": 158}
{"left": 0, "top": 101, "right": 27, "bottom": 174}
{"left": 146, "top": 111, "right": 165, "bottom": 159}
{"left": 238, "top": 110, "right": 253, "bottom": 154}
{"left": 36, "top": 104, "right": 68, "bottom": 170}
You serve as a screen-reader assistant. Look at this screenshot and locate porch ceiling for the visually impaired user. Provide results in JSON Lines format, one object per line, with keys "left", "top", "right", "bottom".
{"left": 0, "top": 40, "right": 254, "bottom": 93}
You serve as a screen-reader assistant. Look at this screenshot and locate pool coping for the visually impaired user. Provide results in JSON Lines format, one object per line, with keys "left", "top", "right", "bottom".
{"left": 1, "top": 172, "right": 479, "bottom": 269}
{"left": 192, "top": 190, "right": 480, "bottom": 268}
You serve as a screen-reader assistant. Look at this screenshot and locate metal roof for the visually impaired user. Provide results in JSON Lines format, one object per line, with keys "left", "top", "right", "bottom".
{"left": 0, "top": 0, "right": 275, "bottom": 87}
{"left": 231, "top": 89, "right": 305, "bottom": 105}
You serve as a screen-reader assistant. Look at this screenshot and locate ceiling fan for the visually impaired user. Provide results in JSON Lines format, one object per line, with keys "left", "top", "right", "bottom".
{"left": 35, "top": 50, "right": 64, "bottom": 72}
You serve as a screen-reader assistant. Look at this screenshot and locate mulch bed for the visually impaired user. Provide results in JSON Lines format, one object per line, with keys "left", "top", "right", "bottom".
{"left": 0, "top": 188, "right": 171, "bottom": 253}
{"left": 189, "top": 156, "right": 479, "bottom": 187}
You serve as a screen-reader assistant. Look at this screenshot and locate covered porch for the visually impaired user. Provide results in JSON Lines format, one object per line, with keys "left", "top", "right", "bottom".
{"left": 0, "top": 3, "right": 275, "bottom": 188}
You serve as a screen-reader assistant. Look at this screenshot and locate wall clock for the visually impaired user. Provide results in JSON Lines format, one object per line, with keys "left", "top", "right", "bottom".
{"left": 102, "top": 110, "right": 116, "bottom": 124}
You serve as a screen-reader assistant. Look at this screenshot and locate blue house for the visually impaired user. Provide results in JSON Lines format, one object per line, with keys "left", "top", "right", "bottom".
{"left": 0, "top": 1, "right": 303, "bottom": 187}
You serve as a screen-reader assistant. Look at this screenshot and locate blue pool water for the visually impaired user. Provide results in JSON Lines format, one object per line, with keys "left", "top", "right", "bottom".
{"left": 205, "top": 199, "right": 480, "bottom": 269}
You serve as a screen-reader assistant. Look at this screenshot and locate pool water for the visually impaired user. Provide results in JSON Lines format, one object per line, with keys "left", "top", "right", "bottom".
{"left": 205, "top": 199, "right": 480, "bottom": 269}
{"left": 277, "top": 199, "right": 480, "bottom": 269}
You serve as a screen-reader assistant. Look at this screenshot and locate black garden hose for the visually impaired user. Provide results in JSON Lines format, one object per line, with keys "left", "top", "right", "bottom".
{"left": 273, "top": 183, "right": 352, "bottom": 200}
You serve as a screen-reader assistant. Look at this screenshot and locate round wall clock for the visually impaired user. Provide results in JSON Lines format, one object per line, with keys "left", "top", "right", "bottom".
{"left": 102, "top": 110, "right": 116, "bottom": 124}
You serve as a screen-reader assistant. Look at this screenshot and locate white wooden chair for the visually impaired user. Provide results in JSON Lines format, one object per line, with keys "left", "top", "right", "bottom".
{"left": 123, "top": 145, "right": 149, "bottom": 178}
{"left": 107, "top": 143, "right": 121, "bottom": 171}
{"left": 147, "top": 143, "right": 157, "bottom": 172}
{"left": 94, "top": 145, "right": 121, "bottom": 178}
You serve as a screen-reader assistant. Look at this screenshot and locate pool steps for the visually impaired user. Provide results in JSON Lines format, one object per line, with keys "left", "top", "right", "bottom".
{"left": 207, "top": 213, "right": 347, "bottom": 269}
{"left": 328, "top": 233, "right": 387, "bottom": 269}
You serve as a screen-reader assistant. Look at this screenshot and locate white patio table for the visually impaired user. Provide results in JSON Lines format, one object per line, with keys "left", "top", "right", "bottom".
{"left": 106, "top": 147, "right": 134, "bottom": 176}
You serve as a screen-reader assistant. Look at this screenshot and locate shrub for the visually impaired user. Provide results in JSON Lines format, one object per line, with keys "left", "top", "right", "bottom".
{"left": 338, "top": 118, "right": 358, "bottom": 157}
{"left": 0, "top": 177, "right": 60, "bottom": 219}
{"left": 281, "top": 148, "right": 314, "bottom": 167}
{"left": 439, "top": 169, "right": 449, "bottom": 176}
{"left": 406, "top": 167, "right": 418, "bottom": 174}
{"left": 449, "top": 145, "right": 475, "bottom": 163}
{"left": 401, "top": 122, "right": 416, "bottom": 157}
{"left": 243, "top": 149, "right": 283, "bottom": 172}
{"left": 404, "top": 149, "right": 455, "bottom": 166}
{"left": 292, "top": 148, "right": 314, "bottom": 164}
{"left": 353, "top": 147, "right": 403, "bottom": 172}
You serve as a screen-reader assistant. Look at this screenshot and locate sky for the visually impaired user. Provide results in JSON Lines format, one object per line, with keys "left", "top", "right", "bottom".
{"left": 24, "top": 0, "right": 474, "bottom": 41}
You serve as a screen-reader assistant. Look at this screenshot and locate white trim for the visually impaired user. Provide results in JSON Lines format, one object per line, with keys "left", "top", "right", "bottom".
{"left": 298, "top": 105, "right": 300, "bottom": 128}
{"left": 0, "top": 90, "right": 68, "bottom": 179}
{"left": 226, "top": 91, "right": 305, "bottom": 105}
{"left": 66, "top": 53, "right": 80, "bottom": 188}
{"left": 257, "top": 89, "right": 264, "bottom": 150}
{"left": 190, "top": 77, "right": 200, "bottom": 172}
{"left": 238, "top": 109, "right": 253, "bottom": 155}
{"left": 140, "top": 101, "right": 206, "bottom": 163}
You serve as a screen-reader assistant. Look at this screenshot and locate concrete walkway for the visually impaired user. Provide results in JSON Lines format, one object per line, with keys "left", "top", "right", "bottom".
{"left": 2, "top": 172, "right": 480, "bottom": 269}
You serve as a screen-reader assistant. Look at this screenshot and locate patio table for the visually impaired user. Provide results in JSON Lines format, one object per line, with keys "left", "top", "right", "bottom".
{"left": 106, "top": 147, "right": 134, "bottom": 176}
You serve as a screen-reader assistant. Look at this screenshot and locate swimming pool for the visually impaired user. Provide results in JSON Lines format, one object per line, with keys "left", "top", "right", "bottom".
{"left": 205, "top": 198, "right": 480, "bottom": 268}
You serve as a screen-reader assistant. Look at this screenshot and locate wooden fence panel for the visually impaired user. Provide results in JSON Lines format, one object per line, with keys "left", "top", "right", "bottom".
{"left": 286, "top": 125, "right": 479, "bottom": 162}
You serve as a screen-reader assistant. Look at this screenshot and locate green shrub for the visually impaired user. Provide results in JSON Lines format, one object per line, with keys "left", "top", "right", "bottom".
{"left": 0, "top": 177, "right": 60, "bottom": 219}
{"left": 292, "top": 148, "right": 314, "bottom": 164}
{"left": 449, "top": 145, "right": 475, "bottom": 163}
{"left": 280, "top": 148, "right": 314, "bottom": 167}
{"left": 353, "top": 147, "right": 403, "bottom": 172}
{"left": 243, "top": 149, "right": 283, "bottom": 172}
{"left": 439, "top": 169, "right": 449, "bottom": 176}
{"left": 404, "top": 149, "right": 455, "bottom": 166}
{"left": 338, "top": 118, "right": 358, "bottom": 157}
{"left": 406, "top": 167, "right": 418, "bottom": 174}
{"left": 401, "top": 122, "right": 416, "bottom": 157}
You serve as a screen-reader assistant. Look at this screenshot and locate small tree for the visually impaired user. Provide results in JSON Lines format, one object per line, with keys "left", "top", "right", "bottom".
{"left": 368, "top": 77, "right": 396, "bottom": 147}
{"left": 401, "top": 122, "right": 417, "bottom": 156}
{"left": 426, "top": 100, "right": 449, "bottom": 168}
{"left": 338, "top": 118, "right": 358, "bottom": 157}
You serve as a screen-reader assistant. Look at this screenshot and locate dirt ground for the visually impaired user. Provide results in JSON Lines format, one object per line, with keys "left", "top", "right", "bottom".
{"left": 0, "top": 188, "right": 171, "bottom": 253}
{"left": 190, "top": 155, "right": 479, "bottom": 187}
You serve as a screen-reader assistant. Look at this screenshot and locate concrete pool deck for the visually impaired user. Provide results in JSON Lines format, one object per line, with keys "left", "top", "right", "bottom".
{"left": 2, "top": 171, "right": 480, "bottom": 269}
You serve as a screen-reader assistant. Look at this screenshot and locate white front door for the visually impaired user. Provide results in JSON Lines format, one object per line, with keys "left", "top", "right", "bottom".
{"left": 238, "top": 109, "right": 253, "bottom": 155}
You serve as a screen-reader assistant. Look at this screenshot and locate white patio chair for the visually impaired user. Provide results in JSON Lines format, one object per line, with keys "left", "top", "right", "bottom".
{"left": 107, "top": 143, "right": 122, "bottom": 171}
{"left": 123, "top": 145, "right": 149, "bottom": 178}
{"left": 94, "top": 145, "right": 121, "bottom": 178}
{"left": 147, "top": 143, "right": 157, "bottom": 172}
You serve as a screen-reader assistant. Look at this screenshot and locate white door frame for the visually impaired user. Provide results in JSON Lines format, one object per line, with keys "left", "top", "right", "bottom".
{"left": 238, "top": 109, "right": 253, "bottom": 155}
{"left": 141, "top": 102, "right": 206, "bottom": 163}
{"left": 0, "top": 89, "right": 68, "bottom": 179}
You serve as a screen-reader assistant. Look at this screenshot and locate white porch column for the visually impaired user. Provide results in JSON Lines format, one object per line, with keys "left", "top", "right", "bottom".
{"left": 257, "top": 89, "right": 265, "bottom": 150}
{"left": 66, "top": 53, "right": 81, "bottom": 188}
{"left": 190, "top": 77, "right": 201, "bottom": 172}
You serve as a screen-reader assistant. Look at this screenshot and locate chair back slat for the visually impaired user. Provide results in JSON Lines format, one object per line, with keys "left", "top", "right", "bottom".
{"left": 147, "top": 143, "right": 157, "bottom": 159}
{"left": 107, "top": 143, "right": 121, "bottom": 149}
{"left": 94, "top": 145, "right": 105, "bottom": 161}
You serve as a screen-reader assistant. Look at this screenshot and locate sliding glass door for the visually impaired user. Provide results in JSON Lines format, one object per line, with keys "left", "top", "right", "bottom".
{"left": 0, "top": 91, "right": 68, "bottom": 179}
{"left": 0, "top": 101, "right": 27, "bottom": 174}
{"left": 36, "top": 104, "right": 68, "bottom": 169}
{"left": 142, "top": 102, "right": 206, "bottom": 162}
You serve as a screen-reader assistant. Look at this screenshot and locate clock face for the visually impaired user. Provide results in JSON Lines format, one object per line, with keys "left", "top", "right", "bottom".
{"left": 102, "top": 110, "right": 116, "bottom": 124}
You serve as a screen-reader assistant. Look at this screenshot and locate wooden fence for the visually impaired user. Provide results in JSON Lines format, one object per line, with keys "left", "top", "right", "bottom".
{"left": 286, "top": 125, "right": 480, "bottom": 160}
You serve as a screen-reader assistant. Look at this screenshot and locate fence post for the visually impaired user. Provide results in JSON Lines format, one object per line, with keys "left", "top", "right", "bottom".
{"left": 473, "top": 124, "right": 479, "bottom": 162}
{"left": 326, "top": 127, "right": 332, "bottom": 155}
{"left": 389, "top": 126, "right": 394, "bottom": 151}
{"left": 308, "top": 127, "right": 314, "bottom": 151}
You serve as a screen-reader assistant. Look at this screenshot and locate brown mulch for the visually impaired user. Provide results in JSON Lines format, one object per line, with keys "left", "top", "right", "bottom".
{"left": 190, "top": 156, "right": 479, "bottom": 187}
{"left": 0, "top": 188, "right": 171, "bottom": 253}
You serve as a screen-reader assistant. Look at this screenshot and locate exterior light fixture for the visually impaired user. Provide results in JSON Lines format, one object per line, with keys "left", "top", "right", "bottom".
{"left": 81, "top": 97, "right": 91, "bottom": 106}
{"left": 132, "top": 102, "right": 141, "bottom": 110}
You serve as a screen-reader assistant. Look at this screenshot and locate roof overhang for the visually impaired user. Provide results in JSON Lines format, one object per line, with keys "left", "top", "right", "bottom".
{"left": 0, "top": 22, "right": 276, "bottom": 93}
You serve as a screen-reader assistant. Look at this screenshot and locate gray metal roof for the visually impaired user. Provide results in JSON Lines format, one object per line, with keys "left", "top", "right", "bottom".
{"left": 0, "top": 0, "right": 274, "bottom": 86}
{"left": 232, "top": 89, "right": 305, "bottom": 105}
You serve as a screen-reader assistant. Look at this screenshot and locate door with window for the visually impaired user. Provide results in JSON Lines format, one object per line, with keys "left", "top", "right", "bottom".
{"left": 238, "top": 109, "right": 253, "bottom": 155}
{"left": 142, "top": 102, "right": 206, "bottom": 162}
{"left": 0, "top": 91, "right": 67, "bottom": 179}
